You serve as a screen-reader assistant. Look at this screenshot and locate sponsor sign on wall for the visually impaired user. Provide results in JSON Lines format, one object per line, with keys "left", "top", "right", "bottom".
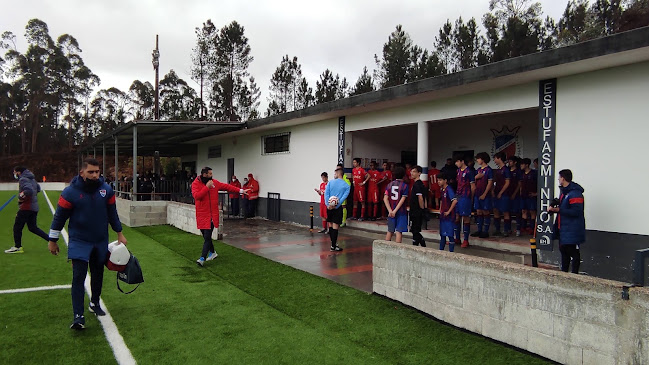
{"left": 338, "top": 116, "right": 345, "bottom": 165}
{"left": 537, "top": 79, "right": 556, "bottom": 251}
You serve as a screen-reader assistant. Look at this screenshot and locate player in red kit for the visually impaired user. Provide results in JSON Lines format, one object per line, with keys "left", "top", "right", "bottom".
{"left": 379, "top": 162, "right": 392, "bottom": 219}
{"left": 351, "top": 158, "right": 369, "bottom": 220}
{"left": 366, "top": 161, "right": 382, "bottom": 221}
{"left": 428, "top": 161, "right": 441, "bottom": 209}
{"left": 314, "top": 172, "right": 329, "bottom": 233}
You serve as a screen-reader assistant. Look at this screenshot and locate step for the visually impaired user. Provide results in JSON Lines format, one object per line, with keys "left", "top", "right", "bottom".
{"left": 342, "top": 219, "right": 535, "bottom": 256}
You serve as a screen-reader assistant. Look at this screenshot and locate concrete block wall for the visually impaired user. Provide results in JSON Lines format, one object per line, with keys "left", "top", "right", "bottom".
{"left": 0, "top": 182, "right": 68, "bottom": 191}
{"left": 116, "top": 199, "right": 168, "bottom": 227}
{"left": 373, "top": 240, "right": 649, "bottom": 365}
{"left": 166, "top": 201, "right": 221, "bottom": 240}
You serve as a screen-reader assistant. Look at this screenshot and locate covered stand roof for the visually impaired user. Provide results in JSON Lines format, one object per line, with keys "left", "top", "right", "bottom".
{"left": 81, "top": 120, "right": 245, "bottom": 157}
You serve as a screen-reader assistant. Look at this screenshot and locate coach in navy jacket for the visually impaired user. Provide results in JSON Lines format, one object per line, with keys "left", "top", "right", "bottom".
{"left": 48, "top": 158, "right": 127, "bottom": 330}
{"left": 549, "top": 169, "right": 585, "bottom": 274}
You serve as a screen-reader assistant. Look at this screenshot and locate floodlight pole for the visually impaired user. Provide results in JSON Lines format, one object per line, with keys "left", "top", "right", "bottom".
{"left": 152, "top": 35, "right": 160, "bottom": 120}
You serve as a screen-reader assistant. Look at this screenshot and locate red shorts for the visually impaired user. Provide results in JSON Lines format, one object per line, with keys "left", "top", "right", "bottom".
{"left": 367, "top": 189, "right": 379, "bottom": 203}
{"left": 430, "top": 187, "right": 441, "bottom": 199}
{"left": 319, "top": 202, "right": 327, "bottom": 219}
{"left": 354, "top": 186, "right": 365, "bottom": 202}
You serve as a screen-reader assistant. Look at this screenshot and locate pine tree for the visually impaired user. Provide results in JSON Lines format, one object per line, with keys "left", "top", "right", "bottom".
{"left": 350, "top": 66, "right": 375, "bottom": 96}
{"left": 374, "top": 25, "right": 414, "bottom": 88}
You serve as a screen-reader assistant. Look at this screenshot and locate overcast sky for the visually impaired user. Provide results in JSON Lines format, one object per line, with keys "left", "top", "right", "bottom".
{"left": 2, "top": 0, "right": 568, "bottom": 112}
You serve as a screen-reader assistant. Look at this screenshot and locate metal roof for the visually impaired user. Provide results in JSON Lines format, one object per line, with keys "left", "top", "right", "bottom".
{"left": 81, "top": 120, "right": 245, "bottom": 156}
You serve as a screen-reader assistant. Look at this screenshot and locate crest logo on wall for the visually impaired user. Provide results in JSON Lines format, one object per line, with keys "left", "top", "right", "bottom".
{"left": 491, "top": 126, "right": 522, "bottom": 158}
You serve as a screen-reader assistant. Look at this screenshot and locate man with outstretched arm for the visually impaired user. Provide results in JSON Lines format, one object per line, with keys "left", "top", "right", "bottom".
{"left": 192, "top": 167, "right": 249, "bottom": 267}
{"left": 48, "top": 158, "right": 127, "bottom": 330}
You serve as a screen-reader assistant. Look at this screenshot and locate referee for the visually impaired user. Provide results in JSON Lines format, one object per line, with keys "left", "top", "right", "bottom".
{"left": 324, "top": 166, "right": 350, "bottom": 252}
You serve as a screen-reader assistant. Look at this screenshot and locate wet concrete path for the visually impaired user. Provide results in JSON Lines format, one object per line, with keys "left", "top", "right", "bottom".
{"left": 221, "top": 218, "right": 374, "bottom": 293}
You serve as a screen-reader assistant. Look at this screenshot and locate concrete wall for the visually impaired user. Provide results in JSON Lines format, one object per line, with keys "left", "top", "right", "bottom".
{"left": 115, "top": 198, "right": 222, "bottom": 239}
{"left": 373, "top": 240, "right": 649, "bottom": 365}
{"left": 166, "top": 201, "right": 221, "bottom": 240}
{"left": 116, "top": 199, "right": 167, "bottom": 227}
{"left": 0, "top": 182, "right": 68, "bottom": 191}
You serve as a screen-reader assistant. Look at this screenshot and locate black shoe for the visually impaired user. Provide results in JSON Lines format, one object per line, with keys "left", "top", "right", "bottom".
{"left": 358, "top": 218, "right": 365, "bottom": 221}
{"left": 330, "top": 245, "right": 343, "bottom": 252}
{"left": 70, "top": 314, "right": 85, "bottom": 330}
{"left": 317, "top": 229, "right": 327, "bottom": 233}
{"left": 492, "top": 231, "right": 503, "bottom": 237}
{"left": 479, "top": 232, "right": 490, "bottom": 239}
{"left": 370, "top": 217, "right": 377, "bottom": 221}
{"left": 502, "top": 232, "right": 510, "bottom": 237}
{"left": 420, "top": 239, "right": 426, "bottom": 248}
{"left": 470, "top": 231, "right": 481, "bottom": 237}
{"left": 89, "top": 303, "right": 106, "bottom": 316}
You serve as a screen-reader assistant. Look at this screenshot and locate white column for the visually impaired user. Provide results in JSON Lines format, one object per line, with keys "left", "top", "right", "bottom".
{"left": 417, "top": 121, "right": 429, "bottom": 183}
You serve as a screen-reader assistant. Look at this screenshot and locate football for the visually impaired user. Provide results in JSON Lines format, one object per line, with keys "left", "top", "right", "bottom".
{"left": 328, "top": 196, "right": 339, "bottom": 207}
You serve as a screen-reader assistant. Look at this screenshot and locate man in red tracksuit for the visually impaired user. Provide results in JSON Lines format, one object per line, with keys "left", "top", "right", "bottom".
{"left": 229, "top": 175, "right": 241, "bottom": 217}
{"left": 192, "top": 167, "right": 247, "bottom": 267}
{"left": 245, "top": 173, "right": 260, "bottom": 217}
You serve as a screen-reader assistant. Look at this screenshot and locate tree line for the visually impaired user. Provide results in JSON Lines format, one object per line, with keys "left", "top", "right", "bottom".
{"left": 1, "top": 0, "right": 647, "bottom": 157}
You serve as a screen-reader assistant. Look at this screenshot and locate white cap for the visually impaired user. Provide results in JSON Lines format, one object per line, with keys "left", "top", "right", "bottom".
{"left": 108, "top": 240, "right": 130, "bottom": 265}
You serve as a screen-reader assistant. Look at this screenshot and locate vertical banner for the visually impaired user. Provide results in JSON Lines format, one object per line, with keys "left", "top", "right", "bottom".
{"left": 537, "top": 79, "right": 557, "bottom": 251}
{"left": 338, "top": 116, "right": 345, "bottom": 165}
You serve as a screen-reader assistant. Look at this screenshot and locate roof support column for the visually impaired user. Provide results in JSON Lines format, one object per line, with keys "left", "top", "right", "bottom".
{"left": 132, "top": 124, "right": 138, "bottom": 200}
{"left": 417, "top": 121, "right": 429, "bottom": 183}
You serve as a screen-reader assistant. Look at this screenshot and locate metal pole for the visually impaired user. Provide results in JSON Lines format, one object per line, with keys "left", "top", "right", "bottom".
{"left": 310, "top": 206, "right": 314, "bottom": 232}
{"left": 133, "top": 125, "right": 138, "bottom": 200}
{"left": 530, "top": 217, "right": 539, "bottom": 267}
{"left": 154, "top": 35, "right": 160, "bottom": 120}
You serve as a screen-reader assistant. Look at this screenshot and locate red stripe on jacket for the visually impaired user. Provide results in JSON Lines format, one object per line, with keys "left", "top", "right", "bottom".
{"left": 58, "top": 196, "right": 73, "bottom": 209}
{"left": 569, "top": 197, "right": 584, "bottom": 204}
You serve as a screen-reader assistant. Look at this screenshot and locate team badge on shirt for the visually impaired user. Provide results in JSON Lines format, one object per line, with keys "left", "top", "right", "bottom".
{"left": 99, "top": 189, "right": 106, "bottom": 197}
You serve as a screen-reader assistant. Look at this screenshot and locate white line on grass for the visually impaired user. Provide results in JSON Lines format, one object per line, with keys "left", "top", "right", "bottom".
{"left": 0, "top": 284, "right": 71, "bottom": 294}
{"left": 43, "top": 190, "right": 136, "bottom": 365}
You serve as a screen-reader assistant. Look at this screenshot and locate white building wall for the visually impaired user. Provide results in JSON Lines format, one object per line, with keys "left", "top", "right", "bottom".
{"left": 427, "top": 109, "right": 538, "bottom": 169}
{"left": 347, "top": 109, "right": 538, "bottom": 170}
{"left": 346, "top": 82, "right": 538, "bottom": 132}
{"left": 556, "top": 61, "right": 649, "bottom": 235}
{"left": 197, "top": 118, "right": 339, "bottom": 203}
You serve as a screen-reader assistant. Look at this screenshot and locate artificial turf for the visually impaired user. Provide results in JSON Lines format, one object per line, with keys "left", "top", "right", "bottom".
{"left": 0, "top": 190, "right": 550, "bottom": 364}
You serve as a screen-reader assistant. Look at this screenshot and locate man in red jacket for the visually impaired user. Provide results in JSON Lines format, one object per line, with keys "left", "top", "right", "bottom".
{"left": 192, "top": 167, "right": 247, "bottom": 267}
{"left": 245, "top": 173, "right": 260, "bottom": 218}
{"left": 229, "top": 175, "right": 241, "bottom": 217}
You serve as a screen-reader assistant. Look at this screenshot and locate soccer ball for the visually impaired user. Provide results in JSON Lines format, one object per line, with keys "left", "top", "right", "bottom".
{"left": 328, "top": 196, "right": 339, "bottom": 207}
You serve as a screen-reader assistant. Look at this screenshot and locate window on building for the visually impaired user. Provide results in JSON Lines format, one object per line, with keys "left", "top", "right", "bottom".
{"left": 262, "top": 132, "right": 290, "bottom": 155}
{"left": 208, "top": 145, "right": 222, "bottom": 158}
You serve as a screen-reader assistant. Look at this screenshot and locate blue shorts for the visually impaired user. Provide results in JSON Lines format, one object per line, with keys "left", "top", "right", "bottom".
{"left": 387, "top": 213, "right": 408, "bottom": 233}
{"left": 474, "top": 195, "right": 493, "bottom": 211}
{"left": 456, "top": 196, "right": 472, "bottom": 217}
{"left": 440, "top": 219, "right": 455, "bottom": 237}
{"left": 494, "top": 196, "right": 510, "bottom": 213}
{"left": 522, "top": 197, "right": 536, "bottom": 211}
{"left": 509, "top": 197, "right": 521, "bottom": 212}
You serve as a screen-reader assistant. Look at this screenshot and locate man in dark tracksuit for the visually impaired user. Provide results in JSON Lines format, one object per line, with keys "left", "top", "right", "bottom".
{"left": 48, "top": 158, "right": 127, "bottom": 330}
{"left": 4, "top": 167, "right": 50, "bottom": 254}
{"left": 548, "top": 169, "right": 585, "bottom": 274}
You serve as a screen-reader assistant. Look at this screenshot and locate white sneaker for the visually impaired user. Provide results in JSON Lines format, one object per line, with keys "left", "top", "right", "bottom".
{"left": 4, "top": 246, "right": 24, "bottom": 254}
{"left": 206, "top": 251, "right": 218, "bottom": 261}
